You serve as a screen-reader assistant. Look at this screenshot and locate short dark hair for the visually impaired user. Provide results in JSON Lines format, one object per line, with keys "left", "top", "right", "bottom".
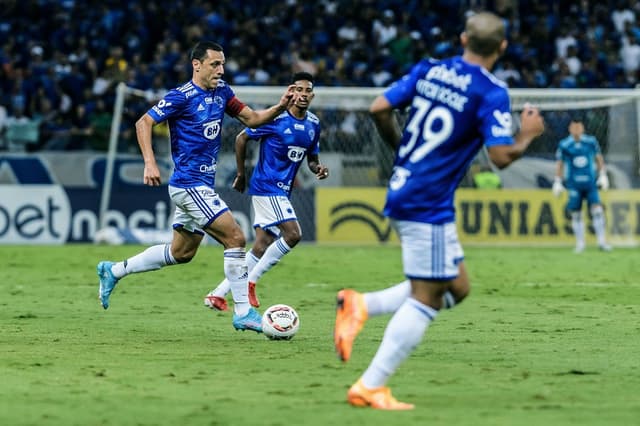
{"left": 291, "top": 71, "right": 314, "bottom": 84}
{"left": 569, "top": 111, "right": 585, "bottom": 123}
{"left": 190, "top": 41, "right": 223, "bottom": 61}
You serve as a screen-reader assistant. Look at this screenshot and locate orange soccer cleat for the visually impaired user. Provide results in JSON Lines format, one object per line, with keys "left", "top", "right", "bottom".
{"left": 347, "top": 380, "right": 414, "bottom": 410}
{"left": 248, "top": 281, "right": 260, "bottom": 308}
{"left": 334, "top": 289, "right": 368, "bottom": 362}
{"left": 204, "top": 295, "right": 229, "bottom": 311}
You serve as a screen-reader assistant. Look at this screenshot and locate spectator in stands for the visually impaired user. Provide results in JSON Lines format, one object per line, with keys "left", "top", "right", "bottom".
{"left": 372, "top": 10, "right": 398, "bottom": 50}
{"left": 611, "top": 0, "right": 636, "bottom": 34}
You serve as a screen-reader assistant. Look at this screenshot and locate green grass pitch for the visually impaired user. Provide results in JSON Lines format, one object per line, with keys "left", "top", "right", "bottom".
{"left": 1, "top": 244, "right": 639, "bottom": 425}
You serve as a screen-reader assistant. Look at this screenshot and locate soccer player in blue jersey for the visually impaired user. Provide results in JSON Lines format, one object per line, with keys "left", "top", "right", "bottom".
{"left": 333, "top": 12, "right": 545, "bottom": 409}
{"left": 96, "top": 41, "right": 298, "bottom": 333}
{"left": 552, "top": 114, "right": 612, "bottom": 252}
{"left": 203, "top": 72, "right": 329, "bottom": 311}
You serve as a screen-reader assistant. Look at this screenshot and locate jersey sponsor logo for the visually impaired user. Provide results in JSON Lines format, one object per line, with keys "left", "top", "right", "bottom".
{"left": 197, "top": 104, "right": 205, "bottom": 111}
{"left": 205, "top": 97, "right": 213, "bottom": 104}
{"left": 152, "top": 99, "right": 173, "bottom": 117}
{"left": 287, "top": 146, "right": 306, "bottom": 162}
{"left": 389, "top": 166, "right": 411, "bottom": 190}
{"left": 151, "top": 106, "right": 165, "bottom": 117}
{"left": 277, "top": 180, "right": 292, "bottom": 192}
{"left": 294, "top": 123, "right": 305, "bottom": 130}
{"left": 284, "top": 128, "right": 293, "bottom": 134}
{"left": 199, "top": 161, "right": 217, "bottom": 174}
{"left": 184, "top": 89, "right": 198, "bottom": 98}
{"left": 491, "top": 110, "right": 512, "bottom": 137}
{"left": 426, "top": 64, "right": 472, "bottom": 91}
{"left": 572, "top": 156, "right": 588, "bottom": 168}
{"left": 203, "top": 119, "right": 221, "bottom": 140}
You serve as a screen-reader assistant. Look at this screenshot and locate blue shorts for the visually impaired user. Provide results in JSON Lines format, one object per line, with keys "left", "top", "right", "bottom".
{"left": 566, "top": 186, "right": 601, "bottom": 211}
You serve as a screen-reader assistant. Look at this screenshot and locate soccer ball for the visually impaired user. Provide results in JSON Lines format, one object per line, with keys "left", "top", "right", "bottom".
{"left": 261, "top": 304, "right": 300, "bottom": 340}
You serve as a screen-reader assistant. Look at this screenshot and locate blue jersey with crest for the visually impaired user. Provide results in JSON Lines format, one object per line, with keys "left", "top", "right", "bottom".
{"left": 146, "top": 79, "right": 243, "bottom": 188}
{"left": 382, "top": 56, "right": 514, "bottom": 224}
{"left": 246, "top": 110, "right": 321, "bottom": 197}
{"left": 555, "top": 134, "right": 601, "bottom": 190}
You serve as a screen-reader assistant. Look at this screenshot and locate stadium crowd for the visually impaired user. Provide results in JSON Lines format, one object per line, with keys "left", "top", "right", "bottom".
{"left": 1, "top": 0, "right": 640, "bottom": 152}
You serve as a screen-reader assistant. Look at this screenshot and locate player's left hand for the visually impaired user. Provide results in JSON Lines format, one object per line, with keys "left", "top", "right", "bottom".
{"left": 232, "top": 174, "right": 246, "bottom": 192}
{"left": 316, "top": 165, "right": 329, "bottom": 180}
{"left": 597, "top": 172, "right": 610, "bottom": 190}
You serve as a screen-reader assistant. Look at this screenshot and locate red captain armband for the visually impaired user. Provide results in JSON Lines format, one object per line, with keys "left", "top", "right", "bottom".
{"left": 226, "top": 96, "right": 246, "bottom": 117}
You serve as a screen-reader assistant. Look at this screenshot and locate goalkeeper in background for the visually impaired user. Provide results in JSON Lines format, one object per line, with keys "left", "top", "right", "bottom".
{"left": 552, "top": 113, "right": 612, "bottom": 253}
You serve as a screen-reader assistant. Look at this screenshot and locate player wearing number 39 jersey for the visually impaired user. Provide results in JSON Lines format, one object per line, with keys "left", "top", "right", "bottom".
{"left": 334, "top": 12, "right": 545, "bottom": 410}
{"left": 383, "top": 56, "right": 514, "bottom": 224}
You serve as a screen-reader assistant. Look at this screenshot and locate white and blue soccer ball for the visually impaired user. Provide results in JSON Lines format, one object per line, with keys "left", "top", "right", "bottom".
{"left": 262, "top": 304, "right": 300, "bottom": 340}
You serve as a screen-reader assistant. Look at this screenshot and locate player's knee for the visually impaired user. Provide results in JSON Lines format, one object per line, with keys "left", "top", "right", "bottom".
{"left": 590, "top": 204, "right": 603, "bottom": 216}
{"left": 283, "top": 229, "right": 301, "bottom": 247}
{"left": 225, "top": 230, "right": 246, "bottom": 249}
{"left": 172, "top": 249, "right": 196, "bottom": 264}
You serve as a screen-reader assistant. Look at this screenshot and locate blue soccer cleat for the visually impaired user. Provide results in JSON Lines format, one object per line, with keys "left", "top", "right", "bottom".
{"left": 232, "top": 307, "right": 263, "bottom": 333}
{"left": 97, "top": 261, "right": 119, "bottom": 309}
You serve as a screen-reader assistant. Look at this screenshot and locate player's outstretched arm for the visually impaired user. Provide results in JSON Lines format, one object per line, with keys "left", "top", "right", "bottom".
{"left": 135, "top": 113, "right": 162, "bottom": 186}
{"left": 488, "top": 104, "right": 545, "bottom": 169}
{"left": 236, "top": 85, "right": 297, "bottom": 128}
{"left": 369, "top": 95, "right": 402, "bottom": 149}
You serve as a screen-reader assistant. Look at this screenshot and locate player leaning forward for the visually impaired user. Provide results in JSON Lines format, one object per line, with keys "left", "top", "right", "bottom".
{"left": 333, "top": 12, "right": 545, "bottom": 409}
{"left": 204, "top": 71, "right": 329, "bottom": 311}
{"left": 97, "top": 41, "right": 297, "bottom": 333}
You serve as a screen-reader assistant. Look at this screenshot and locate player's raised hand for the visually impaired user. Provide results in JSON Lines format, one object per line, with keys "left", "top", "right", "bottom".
{"left": 143, "top": 162, "right": 162, "bottom": 186}
{"left": 279, "top": 84, "right": 297, "bottom": 109}
{"left": 520, "top": 103, "right": 545, "bottom": 138}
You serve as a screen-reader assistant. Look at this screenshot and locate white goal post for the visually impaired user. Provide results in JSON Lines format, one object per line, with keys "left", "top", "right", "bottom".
{"left": 100, "top": 84, "right": 640, "bottom": 227}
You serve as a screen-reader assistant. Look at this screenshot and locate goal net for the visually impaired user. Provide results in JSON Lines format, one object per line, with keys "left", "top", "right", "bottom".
{"left": 101, "top": 84, "right": 640, "bottom": 233}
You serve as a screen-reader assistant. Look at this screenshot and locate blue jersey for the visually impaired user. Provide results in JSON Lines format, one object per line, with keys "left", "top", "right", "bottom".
{"left": 383, "top": 56, "right": 514, "bottom": 224}
{"left": 246, "top": 110, "right": 321, "bottom": 197}
{"left": 146, "top": 79, "right": 244, "bottom": 188}
{"left": 555, "top": 134, "right": 601, "bottom": 190}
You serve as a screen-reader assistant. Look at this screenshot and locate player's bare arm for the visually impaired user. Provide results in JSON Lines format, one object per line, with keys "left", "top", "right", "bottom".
{"left": 307, "top": 154, "right": 329, "bottom": 179}
{"left": 369, "top": 95, "right": 402, "bottom": 149}
{"left": 232, "top": 131, "right": 250, "bottom": 193}
{"left": 135, "top": 113, "right": 162, "bottom": 186}
{"left": 236, "top": 85, "right": 297, "bottom": 128}
{"left": 488, "top": 105, "right": 545, "bottom": 169}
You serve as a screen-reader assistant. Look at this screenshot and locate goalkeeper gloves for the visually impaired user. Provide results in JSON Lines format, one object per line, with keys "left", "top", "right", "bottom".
{"left": 597, "top": 171, "right": 610, "bottom": 190}
{"left": 552, "top": 177, "right": 565, "bottom": 197}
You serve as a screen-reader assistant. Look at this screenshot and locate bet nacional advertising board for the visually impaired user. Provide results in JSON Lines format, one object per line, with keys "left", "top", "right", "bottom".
{"left": 317, "top": 188, "right": 640, "bottom": 246}
{"left": 0, "top": 153, "right": 315, "bottom": 244}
